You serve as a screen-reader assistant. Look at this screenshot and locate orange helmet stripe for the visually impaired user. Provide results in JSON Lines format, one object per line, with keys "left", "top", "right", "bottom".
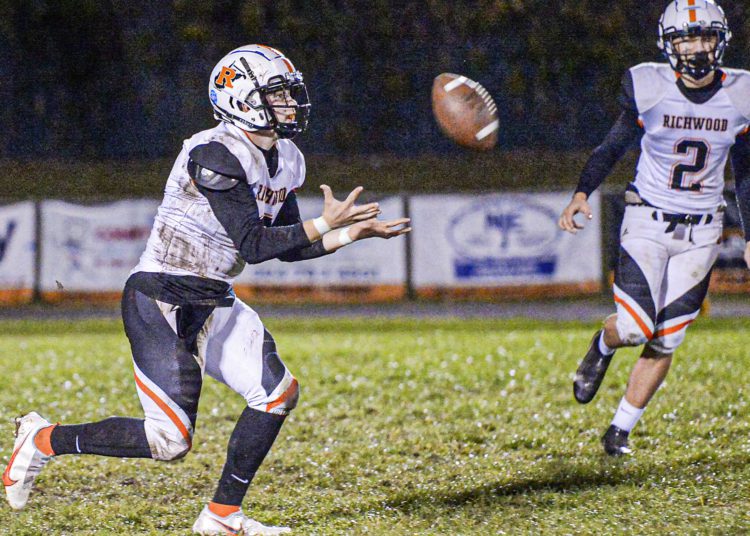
{"left": 258, "top": 44, "right": 282, "bottom": 56}
{"left": 687, "top": 0, "right": 697, "bottom": 22}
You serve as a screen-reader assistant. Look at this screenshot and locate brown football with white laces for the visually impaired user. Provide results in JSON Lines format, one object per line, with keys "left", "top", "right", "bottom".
{"left": 431, "top": 73, "right": 499, "bottom": 151}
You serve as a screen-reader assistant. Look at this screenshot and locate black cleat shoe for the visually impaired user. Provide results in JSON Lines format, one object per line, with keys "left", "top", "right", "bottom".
{"left": 601, "top": 424, "right": 632, "bottom": 456}
{"left": 573, "top": 329, "right": 614, "bottom": 404}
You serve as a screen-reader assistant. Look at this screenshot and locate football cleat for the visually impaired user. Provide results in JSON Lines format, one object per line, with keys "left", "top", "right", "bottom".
{"left": 3, "top": 412, "right": 53, "bottom": 510}
{"left": 573, "top": 330, "right": 615, "bottom": 404}
{"left": 601, "top": 424, "right": 632, "bottom": 456}
{"left": 192, "top": 506, "right": 291, "bottom": 535}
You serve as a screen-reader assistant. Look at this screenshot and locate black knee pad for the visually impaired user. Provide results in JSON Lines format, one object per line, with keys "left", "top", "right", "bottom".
{"left": 261, "top": 330, "right": 287, "bottom": 396}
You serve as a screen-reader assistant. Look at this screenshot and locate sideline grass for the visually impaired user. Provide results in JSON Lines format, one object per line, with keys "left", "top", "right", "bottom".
{"left": 1, "top": 317, "right": 749, "bottom": 534}
{"left": 1, "top": 151, "right": 637, "bottom": 200}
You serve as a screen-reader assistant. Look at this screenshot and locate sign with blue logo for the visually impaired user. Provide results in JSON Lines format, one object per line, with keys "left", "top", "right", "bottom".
{"left": 411, "top": 193, "right": 601, "bottom": 289}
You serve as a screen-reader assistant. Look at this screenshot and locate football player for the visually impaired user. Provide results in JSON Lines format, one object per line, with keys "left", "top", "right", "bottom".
{"left": 3, "top": 45, "right": 410, "bottom": 534}
{"left": 559, "top": 1, "right": 750, "bottom": 455}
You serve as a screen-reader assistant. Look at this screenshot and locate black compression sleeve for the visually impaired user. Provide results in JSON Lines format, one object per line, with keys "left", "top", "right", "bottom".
{"left": 731, "top": 132, "right": 750, "bottom": 241}
{"left": 273, "top": 191, "right": 333, "bottom": 262}
{"left": 574, "top": 109, "right": 642, "bottom": 197}
{"left": 278, "top": 239, "right": 330, "bottom": 262}
{"left": 196, "top": 182, "right": 312, "bottom": 264}
{"left": 272, "top": 191, "right": 303, "bottom": 227}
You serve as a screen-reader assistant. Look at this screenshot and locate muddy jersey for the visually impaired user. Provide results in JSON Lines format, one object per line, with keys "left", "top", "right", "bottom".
{"left": 133, "top": 122, "right": 306, "bottom": 282}
{"left": 630, "top": 63, "right": 750, "bottom": 213}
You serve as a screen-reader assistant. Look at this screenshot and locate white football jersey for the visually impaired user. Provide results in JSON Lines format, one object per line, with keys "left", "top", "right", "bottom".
{"left": 630, "top": 63, "right": 750, "bottom": 213}
{"left": 133, "top": 122, "right": 306, "bottom": 282}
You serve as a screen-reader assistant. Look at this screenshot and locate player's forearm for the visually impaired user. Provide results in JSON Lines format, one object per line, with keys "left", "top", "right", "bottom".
{"left": 237, "top": 223, "right": 313, "bottom": 264}
{"left": 277, "top": 240, "right": 332, "bottom": 262}
{"left": 278, "top": 226, "right": 354, "bottom": 262}
{"left": 575, "top": 110, "right": 641, "bottom": 196}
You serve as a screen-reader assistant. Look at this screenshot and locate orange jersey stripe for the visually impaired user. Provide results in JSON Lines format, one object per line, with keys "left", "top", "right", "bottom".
{"left": 656, "top": 319, "right": 694, "bottom": 337}
{"left": 134, "top": 372, "right": 192, "bottom": 445}
{"left": 267, "top": 378, "right": 298, "bottom": 412}
{"left": 614, "top": 295, "right": 653, "bottom": 339}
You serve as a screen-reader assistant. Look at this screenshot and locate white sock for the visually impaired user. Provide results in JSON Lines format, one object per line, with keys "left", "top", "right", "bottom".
{"left": 598, "top": 331, "right": 615, "bottom": 356}
{"left": 611, "top": 397, "right": 645, "bottom": 432}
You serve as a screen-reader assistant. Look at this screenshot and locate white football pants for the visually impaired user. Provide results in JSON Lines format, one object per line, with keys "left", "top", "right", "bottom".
{"left": 612, "top": 205, "right": 721, "bottom": 354}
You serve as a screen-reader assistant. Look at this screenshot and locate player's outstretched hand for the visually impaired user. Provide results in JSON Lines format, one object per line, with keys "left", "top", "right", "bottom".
{"left": 320, "top": 185, "right": 380, "bottom": 229}
{"left": 350, "top": 218, "right": 411, "bottom": 240}
{"left": 558, "top": 192, "right": 593, "bottom": 234}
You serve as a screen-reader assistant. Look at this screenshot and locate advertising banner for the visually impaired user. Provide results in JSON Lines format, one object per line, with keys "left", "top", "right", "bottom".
{"left": 0, "top": 202, "right": 36, "bottom": 303}
{"left": 40, "top": 200, "right": 158, "bottom": 296}
{"left": 235, "top": 196, "right": 407, "bottom": 302}
{"left": 410, "top": 192, "right": 602, "bottom": 297}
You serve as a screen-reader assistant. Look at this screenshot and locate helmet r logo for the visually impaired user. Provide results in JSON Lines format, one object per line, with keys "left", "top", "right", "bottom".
{"left": 215, "top": 67, "right": 238, "bottom": 89}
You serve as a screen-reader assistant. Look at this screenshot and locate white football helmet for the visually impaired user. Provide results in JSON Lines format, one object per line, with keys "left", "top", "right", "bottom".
{"left": 208, "top": 44, "right": 310, "bottom": 138}
{"left": 658, "top": 0, "right": 731, "bottom": 80}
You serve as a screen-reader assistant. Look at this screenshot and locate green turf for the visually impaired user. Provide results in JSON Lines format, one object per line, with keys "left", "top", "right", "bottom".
{"left": 1, "top": 317, "right": 749, "bottom": 534}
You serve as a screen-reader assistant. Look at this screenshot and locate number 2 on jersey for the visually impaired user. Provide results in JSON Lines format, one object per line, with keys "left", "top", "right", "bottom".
{"left": 669, "top": 139, "right": 709, "bottom": 191}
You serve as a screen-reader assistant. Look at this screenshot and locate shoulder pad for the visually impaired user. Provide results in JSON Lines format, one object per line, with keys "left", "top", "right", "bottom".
{"left": 189, "top": 142, "right": 247, "bottom": 180}
{"left": 187, "top": 159, "right": 239, "bottom": 191}
{"left": 629, "top": 63, "right": 673, "bottom": 114}
{"left": 722, "top": 68, "right": 750, "bottom": 121}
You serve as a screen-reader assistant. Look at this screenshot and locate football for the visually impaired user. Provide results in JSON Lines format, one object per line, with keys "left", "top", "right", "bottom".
{"left": 431, "top": 73, "right": 498, "bottom": 151}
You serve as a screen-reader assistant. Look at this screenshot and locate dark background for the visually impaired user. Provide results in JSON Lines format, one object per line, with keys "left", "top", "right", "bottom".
{"left": 2, "top": 0, "right": 748, "bottom": 160}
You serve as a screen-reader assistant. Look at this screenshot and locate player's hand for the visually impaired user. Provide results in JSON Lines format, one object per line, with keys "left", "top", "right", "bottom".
{"left": 558, "top": 192, "right": 593, "bottom": 234}
{"left": 320, "top": 185, "right": 380, "bottom": 229}
{"left": 744, "top": 241, "right": 750, "bottom": 270}
{"left": 349, "top": 218, "right": 411, "bottom": 240}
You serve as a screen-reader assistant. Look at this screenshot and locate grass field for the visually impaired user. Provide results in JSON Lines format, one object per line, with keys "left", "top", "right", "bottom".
{"left": 1, "top": 151, "right": 639, "bottom": 200}
{"left": 1, "top": 316, "right": 749, "bottom": 535}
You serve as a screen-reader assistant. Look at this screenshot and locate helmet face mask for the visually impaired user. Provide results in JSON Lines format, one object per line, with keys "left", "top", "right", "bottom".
{"left": 657, "top": 0, "right": 731, "bottom": 80}
{"left": 209, "top": 45, "right": 310, "bottom": 139}
{"left": 258, "top": 72, "right": 310, "bottom": 139}
{"left": 668, "top": 30, "right": 721, "bottom": 80}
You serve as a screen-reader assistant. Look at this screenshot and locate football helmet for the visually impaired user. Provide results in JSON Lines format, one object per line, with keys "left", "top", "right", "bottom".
{"left": 209, "top": 45, "right": 310, "bottom": 138}
{"left": 658, "top": 0, "right": 731, "bottom": 80}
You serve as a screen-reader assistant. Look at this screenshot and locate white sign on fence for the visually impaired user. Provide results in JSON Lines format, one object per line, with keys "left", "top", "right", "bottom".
{"left": 236, "top": 196, "right": 407, "bottom": 286}
{"left": 0, "top": 202, "right": 36, "bottom": 291}
{"left": 40, "top": 200, "right": 159, "bottom": 292}
{"left": 410, "top": 192, "right": 601, "bottom": 288}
